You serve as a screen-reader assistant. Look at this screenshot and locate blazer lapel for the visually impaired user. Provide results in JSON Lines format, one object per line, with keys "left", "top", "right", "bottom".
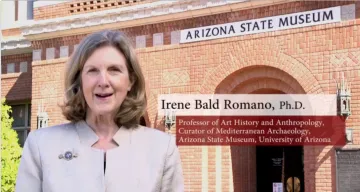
{"left": 74, "top": 120, "right": 99, "bottom": 146}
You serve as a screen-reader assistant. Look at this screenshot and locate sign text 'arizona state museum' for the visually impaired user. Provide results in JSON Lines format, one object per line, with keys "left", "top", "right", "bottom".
{"left": 180, "top": 6, "right": 341, "bottom": 43}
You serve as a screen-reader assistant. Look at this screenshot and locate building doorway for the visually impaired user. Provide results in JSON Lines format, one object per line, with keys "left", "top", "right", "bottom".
{"left": 256, "top": 146, "right": 304, "bottom": 192}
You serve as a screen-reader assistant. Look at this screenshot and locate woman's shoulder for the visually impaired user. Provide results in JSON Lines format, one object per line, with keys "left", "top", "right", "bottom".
{"left": 135, "top": 125, "right": 173, "bottom": 139}
{"left": 28, "top": 122, "right": 76, "bottom": 141}
{"left": 133, "top": 125, "right": 177, "bottom": 148}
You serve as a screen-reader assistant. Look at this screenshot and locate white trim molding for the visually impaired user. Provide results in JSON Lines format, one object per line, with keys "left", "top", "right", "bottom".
{"left": 1, "top": 37, "right": 31, "bottom": 49}
{"left": 1, "top": 36, "right": 32, "bottom": 56}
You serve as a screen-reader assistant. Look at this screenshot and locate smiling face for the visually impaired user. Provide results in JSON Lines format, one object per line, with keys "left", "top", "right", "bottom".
{"left": 81, "top": 45, "right": 132, "bottom": 117}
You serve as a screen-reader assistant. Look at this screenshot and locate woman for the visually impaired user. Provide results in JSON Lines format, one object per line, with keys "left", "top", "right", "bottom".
{"left": 15, "top": 30, "right": 184, "bottom": 192}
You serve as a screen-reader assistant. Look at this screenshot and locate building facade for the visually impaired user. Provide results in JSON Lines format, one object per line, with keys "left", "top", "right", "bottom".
{"left": 1, "top": 0, "right": 360, "bottom": 191}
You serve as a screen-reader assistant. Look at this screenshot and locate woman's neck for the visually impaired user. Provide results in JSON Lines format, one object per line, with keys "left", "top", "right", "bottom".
{"left": 85, "top": 112, "right": 119, "bottom": 141}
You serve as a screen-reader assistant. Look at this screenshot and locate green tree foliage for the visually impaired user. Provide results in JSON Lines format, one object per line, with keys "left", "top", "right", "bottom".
{"left": 1, "top": 99, "right": 22, "bottom": 192}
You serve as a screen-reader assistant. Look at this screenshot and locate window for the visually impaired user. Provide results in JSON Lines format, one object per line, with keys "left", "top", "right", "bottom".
{"left": 7, "top": 63, "right": 15, "bottom": 73}
{"left": 20, "top": 62, "right": 28, "bottom": 72}
{"left": 9, "top": 104, "right": 31, "bottom": 147}
{"left": 27, "top": 0, "right": 34, "bottom": 20}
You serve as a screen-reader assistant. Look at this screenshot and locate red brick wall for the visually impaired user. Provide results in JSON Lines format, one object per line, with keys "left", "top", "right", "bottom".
{"left": 31, "top": 19, "right": 360, "bottom": 192}
{"left": 1, "top": 53, "right": 33, "bottom": 102}
{"left": 30, "top": 58, "right": 68, "bottom": 130}
{"left": 1, "top": 73, "right": 32, "bottom": 103}
{"left": 1, "top": 53, "right": 32, "bottom": 74}
{"left": 32, "top": 0, "right": 360, "bottom": 22}
{"left": 31, "top": 1, "right": 360, "bottom": 61}
{"left": 1, "top": 28, "right": 22, "bottom": 37}
{"left": 137, "top": 15, "right": 360, "bottom": 191}
{"left": 33, "top": 0, "right": 149, "bottom": 20}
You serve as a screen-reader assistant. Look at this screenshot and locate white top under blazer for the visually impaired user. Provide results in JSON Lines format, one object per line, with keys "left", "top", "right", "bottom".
{"left": 15, "top": 120, "right": 184, "bottom": 192}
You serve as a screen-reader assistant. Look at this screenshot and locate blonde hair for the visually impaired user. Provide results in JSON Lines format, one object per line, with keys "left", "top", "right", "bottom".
{"left": 61, "top": 30, "right": 146, "bottom": 128}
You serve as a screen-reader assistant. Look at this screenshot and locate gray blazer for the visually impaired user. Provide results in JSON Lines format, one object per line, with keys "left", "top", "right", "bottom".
{"left": 15, "top": 121, "right": 184, "bottom": 192}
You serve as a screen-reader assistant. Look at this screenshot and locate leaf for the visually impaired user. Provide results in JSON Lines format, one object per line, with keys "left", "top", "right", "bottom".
{"left": 1, "top": 99, "right": 23, "bottom": 192}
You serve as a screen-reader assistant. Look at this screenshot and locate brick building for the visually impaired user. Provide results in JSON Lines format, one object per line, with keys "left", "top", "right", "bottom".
{"left": 1, "top": 0, "right": 360, "bottom": 191}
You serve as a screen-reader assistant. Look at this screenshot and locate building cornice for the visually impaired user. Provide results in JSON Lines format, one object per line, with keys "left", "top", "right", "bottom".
{"left": 20, "top": 0, "right": 293, "bottom": 41}
{"left": 1, "top": 36, "right": 32, "bottom": 56}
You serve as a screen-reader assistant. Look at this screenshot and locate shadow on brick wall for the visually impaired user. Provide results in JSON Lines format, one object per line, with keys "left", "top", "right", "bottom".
{"left": 5, "top": 72, "right": 32, "bottom": 103}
